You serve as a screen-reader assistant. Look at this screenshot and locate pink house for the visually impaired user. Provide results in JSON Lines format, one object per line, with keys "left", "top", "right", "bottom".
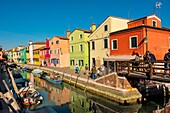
{"left": 50, "top": 31, "right": 70, "bottom": 67}
{"left": 45, "top": 38, "right": 50, "bottom": 66}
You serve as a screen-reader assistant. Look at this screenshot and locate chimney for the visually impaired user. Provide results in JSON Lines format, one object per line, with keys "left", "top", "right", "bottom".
{"left": 66, "top": 30, "right": 70, "bottom": 38}
{"left": 91, "top": 23, "right": 96, "bottom": 32}
{"left": 29, "top": 40, "right": 32, "bottom": 45}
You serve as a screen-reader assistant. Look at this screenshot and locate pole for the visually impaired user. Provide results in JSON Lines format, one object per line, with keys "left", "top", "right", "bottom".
{"left": 145, "top": 27, "right": 148, "bottom": 53}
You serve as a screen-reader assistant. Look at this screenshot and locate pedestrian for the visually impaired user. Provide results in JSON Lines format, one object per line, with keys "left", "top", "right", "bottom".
{"left": 100, "top": 64, "right": 105, "bottom": 76}
{"left": 164, "top": 49, "right": 170, "bottom": 77}
{"left": 91, "top": 65, "right": 97, "bottom": 79}
{"left": 75, "top": 64, "right": 79, "bottom": 73}
{"left": 149, "top": 51, "right": 156, "bottom": 64}
{"left": 132, "top": 52, "right": 140, "bottom": 71}
{"left": 85, "top": 64, "right": 89, "bottom": 75}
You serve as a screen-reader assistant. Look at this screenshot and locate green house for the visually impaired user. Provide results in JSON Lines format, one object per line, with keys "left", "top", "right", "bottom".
{"left": 20, "top": 47, "right": 27, "bottom": 64}
{"left": 69, "top": 28, "right": 92, "bottom": 71}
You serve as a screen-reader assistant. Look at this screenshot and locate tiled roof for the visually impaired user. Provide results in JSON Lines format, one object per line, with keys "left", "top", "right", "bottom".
{"left": 53, "top": 36, "right": 69, "bottom": 40}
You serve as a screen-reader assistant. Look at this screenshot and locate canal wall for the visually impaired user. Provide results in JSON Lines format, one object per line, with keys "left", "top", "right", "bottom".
{"left": 19, "top": 64, "right": 142, "bottom": 104}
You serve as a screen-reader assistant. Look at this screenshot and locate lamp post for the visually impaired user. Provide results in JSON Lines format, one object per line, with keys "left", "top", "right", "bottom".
{"left": 144, "top": 27, "right": 148, "bottom": 54}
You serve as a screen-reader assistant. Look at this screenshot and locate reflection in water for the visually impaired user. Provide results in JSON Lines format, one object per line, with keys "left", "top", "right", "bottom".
{"left": 22, "top": 71, "right": 170, "bottom": 113}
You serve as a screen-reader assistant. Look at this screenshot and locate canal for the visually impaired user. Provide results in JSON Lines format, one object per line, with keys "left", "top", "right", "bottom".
{"left": 20, "top": 71, "right": 170, "bottom": 113}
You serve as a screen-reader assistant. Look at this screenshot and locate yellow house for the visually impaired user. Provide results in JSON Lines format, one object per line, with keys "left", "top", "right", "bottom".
{"left": 33, "top": 48, "right": 41, "bottom": 66}
{"left": 89, "top": 16, "right": 130, "bottom": 69}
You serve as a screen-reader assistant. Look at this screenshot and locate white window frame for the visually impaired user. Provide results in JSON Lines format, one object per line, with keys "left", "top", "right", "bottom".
{"left": 70, "top": 46, "right": 74, "bottom": 52}
{"left": 152, "top": 20, "right": 157, "bottom": 27}
{"left": 129, "top": 36, "right": 138, "bottom": 49}
{"left": 111, "top": 39, "right": 118, "bottom": 50}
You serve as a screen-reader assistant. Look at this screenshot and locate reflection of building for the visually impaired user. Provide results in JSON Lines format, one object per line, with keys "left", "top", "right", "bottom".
{"left": 70, "top": 91, "right": 91, "bottom": 113}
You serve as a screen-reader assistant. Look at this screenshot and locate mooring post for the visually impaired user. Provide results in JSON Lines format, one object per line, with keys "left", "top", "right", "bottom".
{"left": 128, "top": 62, "right": 130, "bottom": 77}
{"left": 149, "top": 63, "right": 153, "bottom": 79}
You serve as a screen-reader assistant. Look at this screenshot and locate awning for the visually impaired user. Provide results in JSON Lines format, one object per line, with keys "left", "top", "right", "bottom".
{"left": 103, "top": 55, "right": 135, "bottom": 61}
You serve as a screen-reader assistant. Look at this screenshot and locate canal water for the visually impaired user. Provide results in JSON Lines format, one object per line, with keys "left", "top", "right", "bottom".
{"left": 20, "top": 71, "right": 170, "bottom": 113}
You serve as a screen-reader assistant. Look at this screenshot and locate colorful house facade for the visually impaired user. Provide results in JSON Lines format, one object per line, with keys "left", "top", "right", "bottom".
{"left": 6, "top": 49, "right": 12, "bottom": 61}
{"left": 29, "top": 40, "right": 46, "bottom": 64}
{"left": 50, "top": 33, "right": 70, "bottom": 67}
{"left": 45, "top": 38, "right": 50, "bottom": 66}
{"left": 33, "top": 46, "right": 46, "bottom": 66}
{"left": 89, "top": 16, "right": 130, "bottom": 69}
{"left": 69, "top": 27, "right": 94, "bottom": 71}
{"left": 0, "top": 45, "right": 2, "bottom": 60}
{"left": 20, "top": 47, "right": 27, "bottom": 64}
{"left": 110, "top": 14, "right": 170, "bottom": 61}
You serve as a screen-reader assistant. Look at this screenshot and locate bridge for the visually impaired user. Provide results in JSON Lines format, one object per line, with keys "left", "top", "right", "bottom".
{"left": 116, "top": 60, "right": 170, "bottom": 83}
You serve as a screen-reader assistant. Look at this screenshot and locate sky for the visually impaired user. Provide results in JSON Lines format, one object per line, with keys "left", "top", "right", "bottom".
{"left": 0, "top": 0, "right": 169, "bottom": 50}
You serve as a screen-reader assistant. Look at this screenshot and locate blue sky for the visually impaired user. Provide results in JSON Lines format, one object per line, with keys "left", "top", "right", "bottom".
{"left": 0, "top": 0, "right": 169, "bottom": 50}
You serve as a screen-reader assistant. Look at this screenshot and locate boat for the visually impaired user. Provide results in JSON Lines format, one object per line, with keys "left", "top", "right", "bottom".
{"left": 43, "top": 74, "right": 63, "bottom": 85}
{"left": 19, "top": 86, "right": 43, "bottom": 106}
{"left": 22, "top": 67, "right": 33, "bottom": 73}
{"left": 31, "top": 69, "right": 43, "bottom": 77}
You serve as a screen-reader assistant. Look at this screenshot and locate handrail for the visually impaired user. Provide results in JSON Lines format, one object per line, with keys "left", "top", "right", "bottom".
{"left": 116, "top": 60, "right": 170, "bottom": 79}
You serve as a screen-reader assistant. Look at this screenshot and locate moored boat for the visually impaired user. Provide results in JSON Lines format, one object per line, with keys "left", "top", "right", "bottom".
{"left": 19, "top": 86, "right": 43, "bottom": 106}
{"left": 31, "top": 69, "right": 43, "bottom": 77}
{"left": 44, "top": 74, "right": 62, "bottom": 85}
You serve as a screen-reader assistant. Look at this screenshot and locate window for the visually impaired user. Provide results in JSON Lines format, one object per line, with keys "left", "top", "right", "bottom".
{"left": 54, "top": 50, "right": 56, "bottom": 54}
{"left": 70, "top": 46, "right": 74, "bottom": 52}
{"left": 104, "top": 25, "right": 108, "bottom": 31}
{"left": 71, "top": 37, "right": 73, "bottom": 41}
{"left": 130, "top": 36, "right": 138, "bottom": 48}
{"left": 79, "top": 44, "right": 83, "bottom": 52}
{"left": 168, "top": 37, "right": 170, "bottom": 48}
{"left": 51, "top": 42, "right": 53, "bottom": 45}
{"left": 70, "top": 60, "right": 75, "bottom": 66}
{"left": 112, "top": 39, "right": 118, "bottom": 50}
{"left": 142, "top": 20, "right": 145, "bottom": 25}
{"left": 104, "top": 38, "right": 108, "bottom": 49}
{"left": 79, "top": 60, "right": 84, "bottom": 66}
{"left": 50, "top": 50, "right": 52, "bottom": 54}
{"left": 56, "top": 40, "right": 59, "bottom": 44}
{"left": 152, "top": 20, "right": 157, "bottom": 27}
{"left": 79, "top": 34, "right": 83, "bottom": 39}
{"left": 92, "top": 41, "right": 95, "bottom": 50}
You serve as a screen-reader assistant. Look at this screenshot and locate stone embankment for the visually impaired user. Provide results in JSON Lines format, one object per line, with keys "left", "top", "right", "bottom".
{"left": 19, "top": 64, "right": 142, "bottom": 104}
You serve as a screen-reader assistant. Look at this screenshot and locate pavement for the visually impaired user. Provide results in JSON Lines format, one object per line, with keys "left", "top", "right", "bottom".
{"left": 28, "top": 65, "right": 90, "bottom": 80}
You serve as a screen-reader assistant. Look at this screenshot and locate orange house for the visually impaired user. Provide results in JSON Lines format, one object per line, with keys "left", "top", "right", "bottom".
{"left": 110, "top": 14, "right": 170, "bottom": 60}
{"left": 50, "top": 32, "right": 70, "bottom": 67}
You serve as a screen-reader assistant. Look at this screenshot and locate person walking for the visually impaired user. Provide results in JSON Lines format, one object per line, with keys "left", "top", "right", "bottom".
{"left": 85, "top": 64, "right": 89, "bottom": 75}
{"left": 91, "top": 65, "right": 97, "bottom": 79}
{"left": 75, "top": 64, "right": 79, "bottom": 74}
{"left": 164, "top": 49, "right": 170, "bottom": 77}
{"left": 100, "top": 64, "right": 105, "bottom": 76}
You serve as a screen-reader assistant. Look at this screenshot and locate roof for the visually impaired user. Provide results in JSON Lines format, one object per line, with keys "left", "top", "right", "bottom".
{"left": 89, "top": 16, "right": 130, "bottom": 37}
{"left": 128, "top": 14, "right": 161, "bottom": 24}
{"left": 104, "top": 55, "right": 135, "bottom": 61}
{"left": 110, "top": 25, "right": 170, "bottom": 35}
{"left": 34, "top": 46, "right": 46, "bottom": 51}
{"left": 53, "top": 36, "right": 69, "bottom": 40}
{"left": 71, "top": 28, "right": 92, "bottom": 34}
{"left": 33, "top": 42, "right": 46, "bottom": 44}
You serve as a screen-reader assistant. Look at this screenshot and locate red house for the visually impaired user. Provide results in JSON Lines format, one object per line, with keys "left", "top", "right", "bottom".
{"left": 109, "top": 14, "right": 170, "bottom": 60}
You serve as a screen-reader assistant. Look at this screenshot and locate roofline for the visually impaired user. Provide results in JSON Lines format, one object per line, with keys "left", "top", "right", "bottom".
{"left": 128, "top": 14, "right": 161, "bottom": 24}
{"left": 110, "top": 25, "right": 170, "bottom": 35}
{"left": 89, "top": 16, "right": 130, "bottom": 37}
